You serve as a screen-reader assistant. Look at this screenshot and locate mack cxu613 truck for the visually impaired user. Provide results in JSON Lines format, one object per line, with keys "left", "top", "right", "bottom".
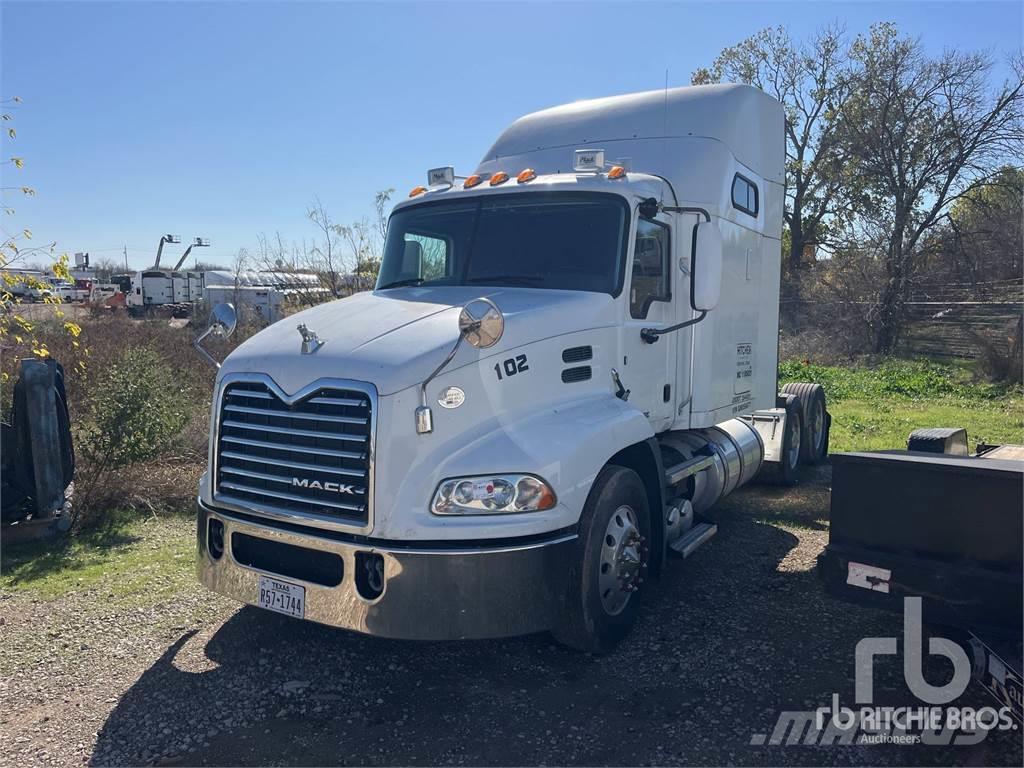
{"left": 193, "top": 84, "right": 829, "bottom": 651}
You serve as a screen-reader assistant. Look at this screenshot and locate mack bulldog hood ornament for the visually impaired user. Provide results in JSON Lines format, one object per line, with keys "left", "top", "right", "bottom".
{"left": 297, "top": 323, "right": 324, "bottom": 355}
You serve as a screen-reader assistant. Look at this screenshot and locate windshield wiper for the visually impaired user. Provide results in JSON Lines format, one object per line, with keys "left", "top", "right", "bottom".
{"left": 377, "top": 278, "right": 426, "bottom": 290}
{"left": 465, "top": 275, "right": 543, "bottom": 286}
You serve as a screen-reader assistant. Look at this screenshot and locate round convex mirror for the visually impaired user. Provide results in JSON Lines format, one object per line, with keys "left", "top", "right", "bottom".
{"left": 210, "top": 302, "right": 238, "bottom": 338}
{"left": 459, "top": 298, "right": 504, "bottom": 349}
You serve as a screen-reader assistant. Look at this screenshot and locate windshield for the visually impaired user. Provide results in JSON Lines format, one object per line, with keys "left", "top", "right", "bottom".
{"left": 377, "top": 192, "right": 629, "bottom": 294}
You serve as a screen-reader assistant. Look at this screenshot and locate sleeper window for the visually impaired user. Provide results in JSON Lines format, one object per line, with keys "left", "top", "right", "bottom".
{"left": 732, "top": 174, "right": 759, "bottom": 217}
{"left": 630, "top": 218, "right": 670, "bottom": 319}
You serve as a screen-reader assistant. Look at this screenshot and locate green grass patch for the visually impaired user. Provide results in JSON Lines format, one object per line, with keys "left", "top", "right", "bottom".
{"left": 0, "top": 513, "right": 194, "bottom": 602}
{"left": 781, "top": 358, "right": 1024, "bottom": 452}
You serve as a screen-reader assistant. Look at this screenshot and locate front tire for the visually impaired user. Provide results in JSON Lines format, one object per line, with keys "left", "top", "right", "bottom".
{"left": 553, "top": 465, "right": 651, "bottom": 653}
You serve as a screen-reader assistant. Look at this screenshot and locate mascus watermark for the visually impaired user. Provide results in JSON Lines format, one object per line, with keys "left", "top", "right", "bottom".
{"left": 751, "top": 598, "right": 1017, "bottom": 746}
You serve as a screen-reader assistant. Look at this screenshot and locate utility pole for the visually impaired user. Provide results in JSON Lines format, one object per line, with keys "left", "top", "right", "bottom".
{"left": 123, "top": 244, "right": 128, "bottom": 270}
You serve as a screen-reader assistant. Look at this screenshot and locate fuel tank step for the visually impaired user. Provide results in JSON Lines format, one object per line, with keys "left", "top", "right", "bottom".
{"left": 663, "top": 453, "right": 715, "bottom": 487}
{"left": 668, "top": 522, "right": 718, "bottom": 558}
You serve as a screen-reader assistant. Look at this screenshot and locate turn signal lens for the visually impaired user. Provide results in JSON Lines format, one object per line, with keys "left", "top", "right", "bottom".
{"left": 464, "top": 174, "right": 483, "bottom": 189}
{"left": 608, "top": 165, "right": 627, "bottom": 179}
{"left": 517, "top": 168, "right": 536, "bottom": 183}
{"left": 409, "top": 185, "right": 427, "bottom": 197}
{"left": 489, "top": 171, "right": 509, "bottom": 186}
{"left": 431, "top": 474, "right": 557, "bottom": 515}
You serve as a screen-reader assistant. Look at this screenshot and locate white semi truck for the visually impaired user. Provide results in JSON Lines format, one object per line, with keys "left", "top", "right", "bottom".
{"left": 193, "top": 84, "right": 829, "bottom": 651}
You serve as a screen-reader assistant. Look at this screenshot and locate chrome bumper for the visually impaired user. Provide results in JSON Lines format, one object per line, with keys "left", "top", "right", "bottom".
{"left": 196, "top": 500, "right": 575, "bottom": 640}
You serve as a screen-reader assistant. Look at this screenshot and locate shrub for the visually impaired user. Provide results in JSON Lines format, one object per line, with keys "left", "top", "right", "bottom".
{"left": 80, "top": 347, "right": 192, "bottom": 467}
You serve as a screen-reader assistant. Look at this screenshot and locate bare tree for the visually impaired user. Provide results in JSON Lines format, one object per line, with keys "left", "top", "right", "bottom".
{"left": 305, "top": 197, "right": 347, "bottom": 298}
{"left": 693, "top": 25, "right": 853, "bottom": 270}
{"left": 231, "top": 247, "right": 249, "bottom": 313}
{"left": 838, "top": 23, "right": 1024, "bottom": 352}
{"left": 91, "top": 256, "right": 120, "bottom": 282}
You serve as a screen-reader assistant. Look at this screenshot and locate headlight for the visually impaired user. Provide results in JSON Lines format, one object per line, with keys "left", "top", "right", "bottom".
{"left": 431, "top": 474, "right": 557, "bottom": 515}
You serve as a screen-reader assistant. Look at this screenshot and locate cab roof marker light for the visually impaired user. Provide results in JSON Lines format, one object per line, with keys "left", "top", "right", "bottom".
{"left": 489, "top": 171, "right": 510, "bottom": 186}
{"left": 517, "top": 168, "right": 537, "bottom": 183}
{"left": 573, "top": 148, "right": 606, "bottom": 172}
{"left": 608, "top": 165, "right": 627, "bottom": 179}
{"left": 463, "top": 174, "right": 483, "bottom": 189}
{"left": 408, "top": 185, "right": 427, "bottom": 198}
{"left": 427, "top": 166, "right": 455, "bottom": 187}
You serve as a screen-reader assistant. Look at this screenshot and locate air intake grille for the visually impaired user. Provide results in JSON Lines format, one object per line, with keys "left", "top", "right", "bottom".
{"left": 562, "top": 346, "right": 593, "bottom": 363}
{"left": 561, "top": 366, "right": 592, "bottom": 383}
{"left": 214, "top": 382, "right": 371, "bottom": 524}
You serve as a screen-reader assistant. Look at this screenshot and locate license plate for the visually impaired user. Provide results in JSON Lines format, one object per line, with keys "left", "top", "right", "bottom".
{"left": 258, "top": 575, "right": 305, "bottom": 619}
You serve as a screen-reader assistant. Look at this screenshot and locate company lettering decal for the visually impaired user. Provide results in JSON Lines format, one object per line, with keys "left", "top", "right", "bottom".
{"left": 292, "top": 478, "right": 356, "bottom": 495}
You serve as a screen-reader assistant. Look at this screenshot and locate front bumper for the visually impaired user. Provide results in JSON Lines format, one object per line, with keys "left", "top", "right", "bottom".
{"left": 197, "top": 499, "right": 575, "bottom": 640}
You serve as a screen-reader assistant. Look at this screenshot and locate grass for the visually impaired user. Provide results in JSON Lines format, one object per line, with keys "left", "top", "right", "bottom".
{"left": 0, "top": 512, "right": 194, "bottom": 603}
{"left": 780, "top": 358, "right": 1024, "bottom": 452}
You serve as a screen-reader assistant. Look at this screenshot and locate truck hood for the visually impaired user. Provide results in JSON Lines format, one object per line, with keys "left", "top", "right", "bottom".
{"left": 219, "top": 286, "right": 617, "bottom": 396}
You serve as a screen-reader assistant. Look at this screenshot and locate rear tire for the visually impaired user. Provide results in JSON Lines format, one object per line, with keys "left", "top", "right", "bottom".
{"left": 553, "top": 465, "right": 651, "bottom": 653}
{"left": 781, "top": 382, "right": 828, "bottom": 464}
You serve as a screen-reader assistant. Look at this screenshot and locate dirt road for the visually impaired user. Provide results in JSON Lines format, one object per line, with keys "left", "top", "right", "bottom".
{"left": 1, "top": 468, "right": 1020, "bottom": 766}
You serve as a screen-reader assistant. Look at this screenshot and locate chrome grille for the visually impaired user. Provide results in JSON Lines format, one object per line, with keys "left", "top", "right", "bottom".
{"left": 214, "top": 382, "right": 372, "bottom": 524}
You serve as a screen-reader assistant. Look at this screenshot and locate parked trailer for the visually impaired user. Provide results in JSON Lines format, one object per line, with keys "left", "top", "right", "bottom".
{"left": 124, "top": 269, "right": 203, "bottom": 317}
{"left": 204, "top": 285, "right": 285, "bottom": 324}
{"left": 819, "top": 430, "right": 1023, "bottom": 723}
{"left": 192, "top": 84, "right": 829, "bottom": 651}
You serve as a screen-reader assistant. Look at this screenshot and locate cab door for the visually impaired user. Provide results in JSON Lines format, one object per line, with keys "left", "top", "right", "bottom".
{"left": 620, "top": 211, "right": 676, "bottom": 431}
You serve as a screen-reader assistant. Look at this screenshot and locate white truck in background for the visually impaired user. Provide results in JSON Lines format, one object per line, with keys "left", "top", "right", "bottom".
{"left": 193, "top": 84, "right": 829, "bottom": 651}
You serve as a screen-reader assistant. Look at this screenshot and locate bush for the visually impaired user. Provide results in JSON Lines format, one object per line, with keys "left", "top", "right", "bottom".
{"left": 973, "top": 317, "right": 1023, "bottom": 385}
{"left": 80, "top": 347, "right": 192, "bottom": 467}
{"left": 71, "top": 346, "right": 196, "bottom": 529}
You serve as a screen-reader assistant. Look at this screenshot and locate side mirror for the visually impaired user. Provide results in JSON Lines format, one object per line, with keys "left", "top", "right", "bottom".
{"left": 691, "top": 221, "right": 723, "bottom": 312}
{"left": 458, "top": 297, "right": 504, "bottom": 348}
{"left": 416, "top": 297, "right": 504, "bottom": 434}
{"left": 193, "top": 302, "right": 237, "bottom": 369}
{"left": 210, "top": 302, "right": 238, "bottom": 338}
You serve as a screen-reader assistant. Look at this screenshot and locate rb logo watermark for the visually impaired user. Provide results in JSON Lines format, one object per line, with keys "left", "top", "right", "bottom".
{"left": 752, "top": 598, "right": 1016, "bottom": 747}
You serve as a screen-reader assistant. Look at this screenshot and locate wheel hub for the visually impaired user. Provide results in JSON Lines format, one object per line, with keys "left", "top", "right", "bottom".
{"left": 598, "top": 505, "right": 646, "bottom": 615}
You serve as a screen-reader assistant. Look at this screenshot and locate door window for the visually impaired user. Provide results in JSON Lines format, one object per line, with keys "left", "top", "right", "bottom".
{"left": 630, "top": 218, "right": 670, "bottom": 319}
{"left": 402, "top": 233, "right": 450, "bottom": 280}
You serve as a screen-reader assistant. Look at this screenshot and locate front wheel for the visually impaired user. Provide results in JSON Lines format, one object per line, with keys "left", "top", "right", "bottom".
{"left": 553, "top": 465, "right": 651, "bottom": 653}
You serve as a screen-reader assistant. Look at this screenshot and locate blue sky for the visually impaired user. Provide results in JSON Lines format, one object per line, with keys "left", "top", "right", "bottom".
{"left": 2, "top": 0, "right": 1021, "bottom": 270}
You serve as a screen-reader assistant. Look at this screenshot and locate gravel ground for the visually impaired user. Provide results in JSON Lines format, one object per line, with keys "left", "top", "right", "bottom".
{"left": 1, "top": 466, "right": 1021, "bottom": 767}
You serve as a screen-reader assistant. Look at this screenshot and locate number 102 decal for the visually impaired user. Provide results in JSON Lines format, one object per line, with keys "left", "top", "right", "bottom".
{"left": 494, "top": 354, "right": 529, "bottom": 381}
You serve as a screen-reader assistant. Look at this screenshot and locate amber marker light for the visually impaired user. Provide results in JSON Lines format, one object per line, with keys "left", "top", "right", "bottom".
{"left": 489, "top": 171, "right": 510, "bottom": 186}
{"left": 463, "top": 174, "right": 483, "bottom": 189}
{"left": 517, "top": 168, "right": 537, "bottom": 183}
{"left": 409, "top": 186, "right": 427, "bottom": 197}
{"left": 608, "top": 165, "right": 627, "bottom": 179}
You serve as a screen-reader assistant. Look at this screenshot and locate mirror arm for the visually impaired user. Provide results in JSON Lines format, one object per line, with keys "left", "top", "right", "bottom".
{"left": 641, "top": 311, "right": 707, "bottom": 344}
{"left": 193, "top": 326, "right": 222, "bottom": 369}
{"left": 415, "top": 334, "right": 465, "bottom": 434}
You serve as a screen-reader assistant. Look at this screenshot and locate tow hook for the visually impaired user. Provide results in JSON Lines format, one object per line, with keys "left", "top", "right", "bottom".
{"left": 355, "top": 552, "right": 385, "bottom": 600}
